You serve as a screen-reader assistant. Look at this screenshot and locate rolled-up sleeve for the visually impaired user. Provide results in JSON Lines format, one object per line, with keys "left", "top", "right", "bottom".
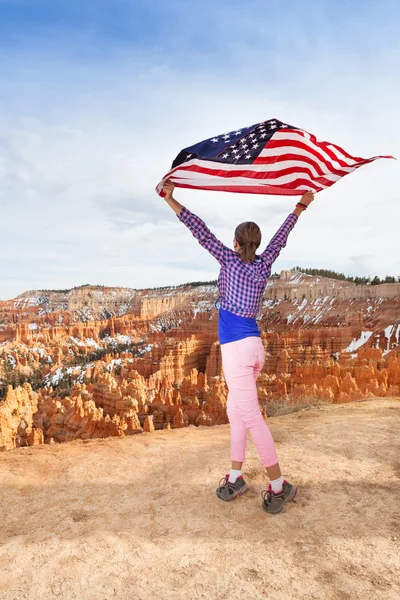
{"left": 177, "top": 206, "right": 231, "bottom": 266}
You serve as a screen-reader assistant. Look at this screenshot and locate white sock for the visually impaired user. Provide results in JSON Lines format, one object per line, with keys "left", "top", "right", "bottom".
{"left": 228, "top": 469, "right": 242, "bottom": 483}
{"left": 270, "top": 475, "right": 285, "bottom": 493}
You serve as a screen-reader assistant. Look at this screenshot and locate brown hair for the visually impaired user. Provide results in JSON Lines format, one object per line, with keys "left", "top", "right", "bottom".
{"left": 234, "top": 221, "right": 262, "bottom": 263}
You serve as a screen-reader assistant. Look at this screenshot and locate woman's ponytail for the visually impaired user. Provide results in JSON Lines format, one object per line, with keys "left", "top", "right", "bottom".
{"left": 237, "top": 240, "right": 257, "bottom": 263}
{"left": 235, "top": 222, "right": 261, "bottom": 263}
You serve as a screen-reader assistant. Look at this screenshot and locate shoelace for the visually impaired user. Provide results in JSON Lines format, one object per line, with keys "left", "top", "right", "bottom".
{"left": 261, "top": 489, "right": 272, "bottom": 505}
{"left": 219, "top": 476, "right": 241, "bottom": 494}
{"left": 219, "top": 476, "right": 233, "bottom": 489}
{"left": 261, "top": 487, "right": 284, "bottom": 504}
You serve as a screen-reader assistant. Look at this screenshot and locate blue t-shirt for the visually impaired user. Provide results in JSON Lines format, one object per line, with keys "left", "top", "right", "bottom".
{"left": 218, "top": 307, "right": 261, "bottom": 345}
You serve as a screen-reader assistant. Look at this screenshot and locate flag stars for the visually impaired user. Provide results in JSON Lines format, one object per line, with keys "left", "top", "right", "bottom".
{"left": 211, "top": 137, "right": 219, "bottom": 143}
{"left": 214, "top": 124, "right": 269, "bottom": 163}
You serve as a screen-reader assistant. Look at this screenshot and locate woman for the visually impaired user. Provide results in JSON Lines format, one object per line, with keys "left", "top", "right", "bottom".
{"left": 162, "top": 180, "right": 314, "bottom": 514}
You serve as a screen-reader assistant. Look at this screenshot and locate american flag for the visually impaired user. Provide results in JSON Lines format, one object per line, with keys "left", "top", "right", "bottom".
{"left": 156, "top": 118, "right": 394, "bottom": 196}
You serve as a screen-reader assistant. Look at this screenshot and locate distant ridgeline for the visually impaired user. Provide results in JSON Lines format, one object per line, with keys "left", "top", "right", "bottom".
{"left": 292, "top": 267, "right": 399, "bottom": 286}
{"left": 163, "top": 271, "right": 399, "bottom": 289}
{"left": 36, "top": 282, "right": 219, "bottom": 294}
{"left": 33, "top": 271, "right": 400, "bottom": 296}
{"left": 139, "top": 271, "right": 398, "bottom": 290}
{"left": 37, "top": 284, "right": 110, "bottom": 293}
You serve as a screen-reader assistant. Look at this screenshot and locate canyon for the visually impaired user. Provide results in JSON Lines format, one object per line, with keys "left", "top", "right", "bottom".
{"left": 0, "top": 271, "right": 399, "bottom": 451}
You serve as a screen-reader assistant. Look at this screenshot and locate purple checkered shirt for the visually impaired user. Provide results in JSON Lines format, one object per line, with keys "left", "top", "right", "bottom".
{"left": 177, "top": 206, "right": 298, "bottom": 318}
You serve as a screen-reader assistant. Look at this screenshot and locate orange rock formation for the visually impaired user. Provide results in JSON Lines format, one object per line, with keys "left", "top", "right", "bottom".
{"left": 1, "top": 272, "right": 399, "bottom": 450}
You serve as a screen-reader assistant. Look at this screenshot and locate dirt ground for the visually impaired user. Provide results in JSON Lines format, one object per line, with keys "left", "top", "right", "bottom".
{"left": 0, "top": 398, "right": 399, "bottom": 600}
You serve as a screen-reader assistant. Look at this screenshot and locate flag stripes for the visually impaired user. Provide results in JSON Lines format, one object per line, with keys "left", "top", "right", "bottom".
{"left": 156, "top": 119, "right": 394, "bottom": 197}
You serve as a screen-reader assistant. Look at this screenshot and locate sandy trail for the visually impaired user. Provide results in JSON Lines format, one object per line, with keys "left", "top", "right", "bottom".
{"left": 0, "top": 398, "right": 399, "bottom": 600}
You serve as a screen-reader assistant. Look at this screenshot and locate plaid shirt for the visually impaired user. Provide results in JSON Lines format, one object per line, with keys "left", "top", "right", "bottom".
{"left": 177, "top": 206, "right": 298, "bottom": 318}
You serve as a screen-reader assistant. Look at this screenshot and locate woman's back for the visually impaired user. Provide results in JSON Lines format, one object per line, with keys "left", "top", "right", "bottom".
{"left": 217, "top": 253, "right": 271, "bottom": 318}
{"left": 176, "top": 205, "right": 298, "bottom": 318}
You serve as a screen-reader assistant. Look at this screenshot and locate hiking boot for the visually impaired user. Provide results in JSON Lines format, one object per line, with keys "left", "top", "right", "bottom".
{"left": 261, "top": 480, "right": 297, "bottom": 514}
{"left": 216, "top": 474, "right": 250, "bottom": 501}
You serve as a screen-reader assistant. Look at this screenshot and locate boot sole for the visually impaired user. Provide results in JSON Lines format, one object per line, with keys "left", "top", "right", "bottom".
{"left": 262, "top": 485, "right": 298, "bottom": 514}
{"left": 216, "top": 484, "right": 250, "bottom": 502}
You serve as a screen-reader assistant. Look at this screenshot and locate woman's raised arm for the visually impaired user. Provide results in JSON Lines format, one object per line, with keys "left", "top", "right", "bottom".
{"left": 261, "top": 191, "right": 314, "bottom": 266}
{"left": 163, "top": 180, "right": 183, "bottom": 215}
{"left": 162, "top": 180, "right": 232, "bottom": 266}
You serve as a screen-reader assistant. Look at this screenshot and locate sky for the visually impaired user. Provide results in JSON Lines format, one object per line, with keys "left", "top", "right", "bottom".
{"left": 1, "top": 0, "right": 399, "bottom": 299}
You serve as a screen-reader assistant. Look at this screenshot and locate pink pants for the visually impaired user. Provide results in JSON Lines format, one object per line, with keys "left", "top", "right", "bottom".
{"left": 221, "top": 336, "right": 278, "bottom": 468}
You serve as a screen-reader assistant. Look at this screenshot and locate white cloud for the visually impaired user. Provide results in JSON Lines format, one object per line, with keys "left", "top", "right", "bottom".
{"left": 0, "top": 28, "right": 399, "bottom": 299}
